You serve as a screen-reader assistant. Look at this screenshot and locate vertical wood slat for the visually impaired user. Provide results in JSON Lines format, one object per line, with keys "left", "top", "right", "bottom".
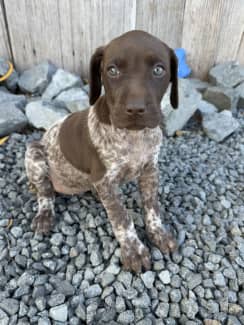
{"left": 237, "top": 32, "right": 244, "bottom": 64}
{"left": 182, "top": 0, "right": 225, "bottom": 79}
{"left": 0, "top": 0, "right": 11, "bottom": 59}
{"left": 215, "top": 0, "right": 244, "bottom": 64}
{"left": 68, "top": 0, "right": 136, "bottom": 77}
{"left": 136, "top": 0, "right": 186, "bottom": 49}
{"left": 182, "top": 0, "right": 244, "bottom": 79}
{"left": 4, "top": 0, "right": 63, "bottom": 71}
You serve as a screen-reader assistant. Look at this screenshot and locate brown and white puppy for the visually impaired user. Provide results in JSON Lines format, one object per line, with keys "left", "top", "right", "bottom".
{"left": 25, "top": 30, "right": 178, "bottom": 273}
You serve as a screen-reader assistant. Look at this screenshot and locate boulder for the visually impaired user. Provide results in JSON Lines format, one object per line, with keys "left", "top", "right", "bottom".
{"left": 203, "top": 86, "right": 234, "bottom": 111}
{"left": 187, "top": 78, "right": 210, "bottom": 93}
{"left": 0, "top": 88, "right": 26, "bottom": 110}
{"left": 236, "top": 82, "right": 244, "bottom": 109}
{"left": 0, "top": 58, "right": 18, "bottom": 92}
{"left": 197, "top": 100, "right": 218, "bottom": 117}
{"left": 18, "top": 61, "right": 57, "bottom": 95}
{"left": 25, "top": 100, "right": 69, "bottom": 130}
{"left": 42, "top": 69, "right": 82, "bottom": 100}
{"left": 202, "top": 110, "right": 239, "bottom": 142}
{"left": 209, "top": 61, "right": 244, "bottom": 88}
{"left": 161, "top": 79, "right": 202, "bottom": 136}
{"left": 0, "top": 102, "right": 28, "bottom": 137}
{"left": 54, "top": 87, "right": 89, "bottom": 112}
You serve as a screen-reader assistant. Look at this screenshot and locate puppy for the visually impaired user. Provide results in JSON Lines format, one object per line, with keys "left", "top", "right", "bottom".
{"left": 25, "top": 30, "right": 178, "bottom": 272}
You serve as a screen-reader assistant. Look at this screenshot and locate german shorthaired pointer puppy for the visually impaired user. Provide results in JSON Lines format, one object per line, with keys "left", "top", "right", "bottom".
{"left": 25, "top": 30, "right": 179, "bottom": 273}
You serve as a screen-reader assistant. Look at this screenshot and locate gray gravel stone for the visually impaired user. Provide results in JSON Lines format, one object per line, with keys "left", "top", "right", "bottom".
{"left": 25, "top": 100, "right": 68, "bottom": 130}
{"left": 141, "top": 271, "right": 156, "bottom": 289}
{"left": 209, "top": 61, "right": 244, "bottom": 88}
{"left": 84, "top": 284, "right": 102, "bottom": 298}
{"left": 202, "top": 110, "right": 239, "bottom": 142}
{"left": 42, "top": 69, "right": 82, "bottom": 100}
{"left": 0, "top": 298, "right": 19, "bottom": 316}
{"left": 49, "top": 304, "right": 68, "bottom": 322}
{"left": 213, "top": 272, "right": 226, "bottom": 287}
{"left": 101, "top": 272, "right": 115, "bottom": 287}
{"left": 18, "top": 61, "right": 56, "bottom": 94}
{"left": 117, "top": 310, "right": 134, "bottom": 324}
{"left": 0, "top": 102, "right": 28, "bottom": 137}
{"left": 50, "top": 233, "right": 63, "bottom": 246}
{"left": 155, "top": 302, "right": 169, "bottom": 318}
{"left": 35, "top": 296, "right": 46, "bottom": 311}
{"left": 90, "top": 249, "right": 103, "bottom": 266}
{"left": 0, "top": 308, "right": 9, "bottom": 325}
{"left": 48, "top": 293, "right": 65, "bottom": 307}
{"left": 132, "top": 292, "right": 151, "bottom": 308}
{"left": 159, "top": 270, "right": 171, "bottom": 284}
{"left": 181, "top": 298, "right": 199, "bottom": 319}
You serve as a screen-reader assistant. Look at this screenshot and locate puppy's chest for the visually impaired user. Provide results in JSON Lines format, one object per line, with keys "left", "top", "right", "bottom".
{"left": 99, "top": 128, "right": 162, "bottom": 180}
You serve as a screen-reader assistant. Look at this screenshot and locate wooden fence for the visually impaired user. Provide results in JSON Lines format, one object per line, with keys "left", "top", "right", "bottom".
{"left": 0, "top": 0, "right": 243, "bottom": 79}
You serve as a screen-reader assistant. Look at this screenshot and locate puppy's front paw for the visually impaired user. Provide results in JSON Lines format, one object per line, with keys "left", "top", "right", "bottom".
{"left": 121, "top": 240, "right": 151, "bottom": 273}
{"left": 31, "top": 209, "right": 54, "bottom": 234}
{"left": 147, "top": 226, "right": 177, "bottom": 254}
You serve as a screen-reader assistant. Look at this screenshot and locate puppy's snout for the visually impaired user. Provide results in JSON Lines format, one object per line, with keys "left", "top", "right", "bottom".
{"left": 126, "top": 105, "right": 146, "bottom": 116}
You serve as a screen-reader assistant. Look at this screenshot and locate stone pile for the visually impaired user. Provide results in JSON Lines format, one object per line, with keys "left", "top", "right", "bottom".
{"left": 0, "top": 60, "right": 89, "bottom": 136}
{"left": 161, "top": 61, "right": 243, "bottom": 141}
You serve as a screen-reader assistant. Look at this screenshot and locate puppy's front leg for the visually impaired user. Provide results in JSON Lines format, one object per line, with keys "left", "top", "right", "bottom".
{"left": 94, "top": 178, "right": 151, "bottom": 273}
{"left": 139, "top": 160, "right": 177, "bottom": 254}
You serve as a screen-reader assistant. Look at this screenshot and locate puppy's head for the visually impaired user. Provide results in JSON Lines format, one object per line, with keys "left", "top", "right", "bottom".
{"left": 89, "top": 30, "right": 178, "bottom": 130}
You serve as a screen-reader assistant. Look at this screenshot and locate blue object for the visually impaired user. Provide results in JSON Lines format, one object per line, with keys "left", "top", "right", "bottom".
{"left": 174, "top": 48, "right": 191, "bottom": 78}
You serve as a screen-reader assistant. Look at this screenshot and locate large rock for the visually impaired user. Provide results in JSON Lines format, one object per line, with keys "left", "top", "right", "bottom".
{"left": 203, "top": 86, "right": 234, "bottom": 111}
{"left": 187, "top": 78, "right": 210, "bottom": 93}
{"left": 25, "top": 100, "right": 69, "bottom": 130}
{"left": 202, "top": 110, "right": 240, "bottom": 142}
{"left": 42, "top": 69, "right": 82, "bottom": 100}
{"left": 0, "top": 88, "right": 26, "bottom": 110}
{"left": 209, "top": 61, "right": 244, "bottom": 88}
{"left": 0, "top": 58, "right": 18, "bottom": 92}
{"left": 197, "top": 100, "right": 218, "bottom": 117}
{"left": 54, "top": 87, "right": 89, "bottom": 112}
{"left": 236, "top": 82, "right": 244, "bottom": 109}
{"left": 18, "top": 61, "right": 57, "bottom": 95}
{"left": 161, "top": 79, "right": 202, "bottom": 136}
{"left": 0, "top": 102, "right": 28, "bottom": 137}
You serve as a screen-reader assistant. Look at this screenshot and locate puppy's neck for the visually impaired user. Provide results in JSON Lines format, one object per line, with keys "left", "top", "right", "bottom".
{"left": 93, "top": 96, "right": 111, "bottom": 125}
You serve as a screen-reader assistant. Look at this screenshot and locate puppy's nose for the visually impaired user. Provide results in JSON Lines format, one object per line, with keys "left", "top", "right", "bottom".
{"left": 126, "top": 105, "right": 146, "bottom": 115}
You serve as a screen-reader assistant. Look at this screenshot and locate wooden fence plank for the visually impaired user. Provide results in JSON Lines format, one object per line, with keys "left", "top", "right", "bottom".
{"left": 0, "top": 0, "right": 11, "bottom": 59}
{"left": 4, "top": 0, "right": 63, "bottom": 71}
{"left": 237, "top": 32, "right": 244, "bottom": 64}
{"left": 69, "top": 0, "right": 136, "bottom": 77}
{"left": 136, "top": 0, "right": 186, "bottom": 49}
{"left": 182, "top": 0, "right": 226, "bottom": 79}
{"left": 215, "top": 0, "right": 244, "bottom": 64}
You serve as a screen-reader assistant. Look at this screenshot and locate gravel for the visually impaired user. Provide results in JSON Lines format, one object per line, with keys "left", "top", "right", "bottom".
{"left": 0, "top": 115, "right": 243, "bottom": 323}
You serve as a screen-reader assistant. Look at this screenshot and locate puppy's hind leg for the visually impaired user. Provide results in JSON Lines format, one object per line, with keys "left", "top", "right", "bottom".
{"left": 25, "top": 141, "right": 55, "bottom": 234}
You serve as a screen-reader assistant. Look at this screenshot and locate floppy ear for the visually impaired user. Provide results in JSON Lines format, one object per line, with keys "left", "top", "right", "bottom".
{"left": 89, "top": 46, "right": 104, "bottom": 105}
{"left": 169, "top": 49, "right": 179, "bottom": 109}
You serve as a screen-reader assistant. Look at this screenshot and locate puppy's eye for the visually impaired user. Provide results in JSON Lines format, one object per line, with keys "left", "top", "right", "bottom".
{"left": 107, "top": 65, "right": 120, "bottom": 77}
{"left": 153, "top": 65, "right": 165, "bottom": 77}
